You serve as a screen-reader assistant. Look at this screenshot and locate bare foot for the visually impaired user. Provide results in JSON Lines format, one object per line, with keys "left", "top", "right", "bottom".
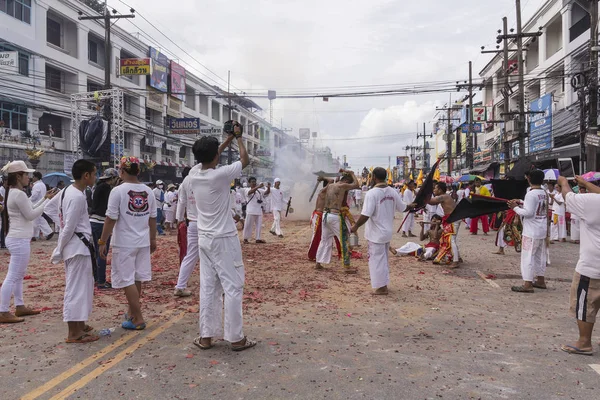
{"left": 389, "top": 247, "right": 397, "bottom": 255}
{"left": 344, "top": 268, "right": 358, "bottom": 274}
{"left": 373, "top": 286, "right": 388, "bottom": 295}
{"left": 448, "top": 262, "right": 460, "bottom": 269}
{"left": 493, "top": 250, "right": 505, "bottom": 255}
{"left": 315, "top": 263, "right": 324, "bottom": 270}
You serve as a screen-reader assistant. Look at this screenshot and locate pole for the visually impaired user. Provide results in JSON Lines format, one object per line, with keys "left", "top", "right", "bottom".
{"left": 467, "top": 60, "right": 474, "bottom": 170}
{"left": 502, "top": 16, "right": 511, "bottom": 174}
{"left": 516, "top": 0, "right": 526, "bottom": 157}
{"left": 587, "top": 0, "right": 599, "bottom": 172}
{"left": 423, "top": 122, "right": 427, "bottom": 171}
{"left": 227, "top": 70, "right": 233, "bottom": 165}
{"left": 104, "top": 2, "right": 111, "bottom": 88}
{"left": 447, "top": 94, "right": 453, "bottom": 176}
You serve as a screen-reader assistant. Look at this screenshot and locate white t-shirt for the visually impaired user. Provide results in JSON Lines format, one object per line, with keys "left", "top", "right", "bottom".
{"left": 552, "top": 192, "right": 566, "bottom": 216}
{"left": 153, "top": 187, "right": 164, "bottom": 209}
{"left": 245, "top": 187, "right": 266, "bottom": 215}
{"left": 403, "top": 189, "right": 415, "bottom": 205}
{"left": 176, "top": 172, "right": 197, "bottom": 222}
{"left": 566, "top": 192, "right": 600, "bottom": 278}
{"left": 514, "top": 188, "right": 547, "bottom": 239}
{"left": 361, "top": 186, "right": 407, "bottom": 244}
{"left": 163, "top": 191, "right": 176, "bottom": 211}
{"left": 30, "top": 180, "right": 47, "bottom": 203}
{"left": 51, "top": 186, "right": 91, "bottom": 263}
{"left": 106, "top": 183, "right": 157, "bottom": 248}
{"left": 6, "top": 189, "right": 48, "bottom": 239}
{"left": 270, "top": 188, "right": 285, "bottom": 211}
{"left": 456, "top": 189, "right": 465, "bottom": 202}
{"left": 44, "top": 188, "right": 63, "bottom": 226}
{"left": 354, "top": 189, "right": 362, "bottom": 200}
{"left": 189, "top": 161, "right": 243, "bottom": 238}
{"left": 548, "top": 189, "right": 558, "bottom": 211}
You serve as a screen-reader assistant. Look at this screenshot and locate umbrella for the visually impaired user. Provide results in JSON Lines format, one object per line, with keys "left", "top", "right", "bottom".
{"left": 438, "top": 175, "right": 454, "bottom": 183}
{"left": 581, "top": 171, "right": 600, "bottom": 182}
{"left": 543, "top": 169, "right": 560, "bottom": 181}
{"left": 458, "top": 174, "right": 484, "bottom": 183}
{"left": 42, "top": 172, "right": 72, "bottom": 188}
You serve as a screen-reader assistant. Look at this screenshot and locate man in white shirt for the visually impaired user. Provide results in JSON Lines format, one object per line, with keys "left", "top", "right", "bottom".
{"left": 99, "top": 157, "right": 157, "bottom": 330}
{"left": 269, "top": 178, "right": 285, "bottom": 238}
{"left": 163, "top": 184, "right": 177, "bottom": 233}
{"left": 351, "top": 167, "right": 411, "bottom": 295}
{"left": 401, "top": 181, "right": 417, "bottom": 237}
{"left": 549, "top": 182, "right": 567, "bottom": 242}
{"left": 153, "top": 180, "right": 165, "bottom": 235}
{"left": 0, "top": 178, "right": 6, "bottom": 249}
{"left": 508, "top": 169, "right": 548, "bottom": 293}
{"left": 570, "top": 186, "right": 586, "bottom": 244}
{"left": 354, "top": 188, "right": 363, "bottom": 210}
{"left": 243, "top": 178, "right": 270, "bottom": 244}
{"left": 30, "top": 172, "right": 53, "bottom": 240}
{"left": 558, "top": 176, "right": 600, "bottom": 356}
{"left": 51, "top": 159, "right": 99, "bottom": 343}
{"left": 174, "top": 167, "right": 198, "bottom": 298}
{"left": 189, "top": 122, "right": 256, "bottom": 351}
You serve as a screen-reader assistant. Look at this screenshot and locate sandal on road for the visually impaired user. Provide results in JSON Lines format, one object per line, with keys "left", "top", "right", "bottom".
{"left": 193, "top": 336, "right": 212, "bottom": 350}
{"left": 83, "top": 325, "right": 94, "bottom": 333}
{"left": 511, "top": 286, "right": 534, "bottom": 293}
{"left": 65, "top": 333, "right": 100, "bottom": 344}
{"left": 231, "top": 337, "right": 257, "bottom": 352}
{"left": 122, "top": 320, "right": 146, "bottom": 330}
{"left": 532, "top": 283, "right": 547, "bottom": 289}
{"left": 561, "top": 344, "right": 593, "bottom": 356}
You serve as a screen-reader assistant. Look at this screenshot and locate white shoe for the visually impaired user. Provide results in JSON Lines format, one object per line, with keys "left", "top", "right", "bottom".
{"left": 173, "top": 288, "right": 192, "bottom": 297}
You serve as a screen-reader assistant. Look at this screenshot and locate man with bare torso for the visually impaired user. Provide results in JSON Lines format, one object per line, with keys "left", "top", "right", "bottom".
{"left": 308, "top": 177, "right": 339, "bottom": 261}
{"left": 427, "top": 182, "right": 461, "bottom": 267}
{"left": 315, "top": 171, "right": 359, "bottom": 272}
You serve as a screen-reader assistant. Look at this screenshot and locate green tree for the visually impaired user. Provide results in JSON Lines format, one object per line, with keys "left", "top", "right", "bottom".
{"left": 80, "top": 0, "right": 105, "bottom": 14}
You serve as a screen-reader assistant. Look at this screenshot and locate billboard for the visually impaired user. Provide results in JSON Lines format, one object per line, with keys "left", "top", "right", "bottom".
{"left": 149, "top": 47, "right": 169, "bottom": 92}
{"left": 169, "top": 118, "right": 200, "bottom": 134}
{"left": 529, "top": 94, "right": 552, "bottom": 153}
{"left": 119, "top": 58, "right": 150, "bottom": 75}
{"left": 461, "top": 123, "right": 483, "bottom": 133}
{"left": 299, "top": 128, "right": 311, "bottom": 140}
{"left": 170, "top": 61, "right": 186, "bottom": 101}
{"left": 0, "top": 51, "right": 18, "bottom": 73}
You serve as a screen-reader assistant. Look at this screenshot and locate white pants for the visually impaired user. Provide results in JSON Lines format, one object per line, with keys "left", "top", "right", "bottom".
{"left": 520, "top": 236, "right": 547, "bottom": 282}
{"left": 550, "top": 214, "right": 566, "bottom": 240}
{"left": 164, "top": 209, "right": 175, "bottom": 224}
{"left": 176, "top": 221, "right": 199, "bottom": 290}
{"left": 0, "top": 238, "right": 30, "bottom": 312}
{"left": 316, "top": 213, "right": 341, "bottom": 265}
{"left": 111, "top": 246, "right": 152, "bottom": 288}
{"left": 243, "top": 214, "right": 263, "bottom": 241}
{"left": 271, "top": 210, "right": 283, "bottom": 236}
{"left": 368, "top": 241, "right": 389, "bottom": 289}
{"left": 423, "top": 246, "right": 437, "bottom": 260}
{"left": 63, "top": 255, "right": 94, "bottom": 322}
{"left": 571, "top": 218, "right": 580, "bottom": 241}
{"left": 402, "top": 213, "right": 414, "bottom": 233}
{"left": 198, "top": 235, "right": 245, "bottom": 343}
{"left": 234, "top": 205, "right": 243, "bottom": 218}
{"left": 33, "top": 215, "right": 52, "bottom": 238}
{"left": 496, "top": 226, "right": 506, "bottom": 248}
{"left": 465, "top": 218, "right": 471, "bottom": 229}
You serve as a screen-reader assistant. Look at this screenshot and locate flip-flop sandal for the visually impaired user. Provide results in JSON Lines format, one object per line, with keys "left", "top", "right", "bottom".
{"left": 231, "top": 337, "right": 257, "bottom": 352}
{"left": 511, "top": 286, "right": 534, "bottom": 293}
{"left": 83, "top": 325, "right": 94, "bottom": 332}
{"left": 65, "top": 333, "right": 100, "bottom": 344}
{"left": 122, "top": 320, "right": 146, "bottom": 330}
{"left": 193, "top": 337, "right": 212, "bottom": 350}
{"left": 255, "top": 240, "right": 266, "bottom": 244}
{"left": 532, "top": 283, "right": 547, "bottom": 289}
{"left": 561, "top": 344, "right": 593, "bottom": 356}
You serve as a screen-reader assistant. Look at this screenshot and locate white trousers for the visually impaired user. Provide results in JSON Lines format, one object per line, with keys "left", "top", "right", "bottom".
{"left": 550, "top": 214, "right": 566, "bottom": 240}
{"left": 33, "top": 215, "right": 52, "bottom": 238}
{"left": 496, "top": 226, "right": 506, "bottom": 248}
{"left": 423, "top": 246, "right": 437, "bottom": 260}
{"left": 0, "top": 238, "right": 30, "bottom": 312}
{"left": 164, "top": 210, "right": 175, "bottom": 224}
{"left": 198, "top": 235, "right": 245, "bottom": 343}
{"left": 63, "top": 255, "right": 94, "bottom": 322}
{"left": 368, "top": 241, "right": 389, "bottom": 289}
{"left": 176, "top": 221, "right": 199, "bottom": 290}
{"left": 571, "top": 218, "right": 580, "bottom": 241}
{"left": 271, "top": 210, "right": 283, "bottom": 236}
{"left": 402, "top": 213, "right": 414, "bottom": 233}
{"left": 520, "top": 236, "right": 547, "bottom": 282}
{"left": 243, "top": 214, "right": 263, "bottom": 241}
{"left": 316, "top": 213, "right": 341, "bottom": 265}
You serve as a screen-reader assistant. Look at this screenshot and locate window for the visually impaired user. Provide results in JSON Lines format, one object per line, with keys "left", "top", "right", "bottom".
{"left": 0, "top": 44, "right": 29, "bottom": 76}
{"left": 0, "top": 0, "right": 31, "bottom": 24}
{"left": 45, "top": 65, "right": 64, "bottom": 92}
{"left": 0, "top": 102, "right": 28, "bottom": 131}
{"left": 88, "top": 39, "right": 98, "bottom": 63}
{"left": 124, "top": 132, "right": 131, "bottom": 149}
{"left": 87, "top": 34, "right": 105, "bottom": 67}
{"left": 38, "top": 113, "right": 63, "bottom": 138}
{"left": 47, "top": 15, "right": 63, "bottom": 47}
{"left": 87, "top": 80, "right": 103, "bottom": 92}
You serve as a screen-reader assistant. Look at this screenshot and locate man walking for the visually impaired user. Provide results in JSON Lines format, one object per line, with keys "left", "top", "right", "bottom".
{"left": 153, "top": 180, "right": 166, "bottom": 236}
{"left": 351, "top": 167, "right": 410, "bottom": 295}
{"left": 189, "top": 121, "right": 256, "bottom": 351}
{"left": 30, "top": 172, "right": 53, "bottom": 241}
{"left": 174, "top": 166, "right": 198, "bottom": 298}
{"left": 269, "top": 178, "right": 285, "bottom": 238}
{"left": 559, "top": 176, "right": 600, "bottom": 355}
{"left": 401, "top": 181, "right": 416, "bottom": 237}
{"left": 243, "top": 178, "right": 270, "bottom": 244}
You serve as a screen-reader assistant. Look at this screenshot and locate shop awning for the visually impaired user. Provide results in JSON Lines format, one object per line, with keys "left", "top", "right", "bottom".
{"left": 140, "top": 159, "right": 190, "bottom": 168}
{"left": 470, "top": 162, "right": 498, "bottom": 174}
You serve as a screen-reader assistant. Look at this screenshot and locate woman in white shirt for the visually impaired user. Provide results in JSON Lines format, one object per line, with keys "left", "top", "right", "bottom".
{"left": 0, "top": 161, "right": 57, "bottom": 323}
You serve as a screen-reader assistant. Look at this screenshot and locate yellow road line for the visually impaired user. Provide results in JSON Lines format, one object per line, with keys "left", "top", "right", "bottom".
{"left": 48, "top": 311, "right": 187, "bottom": 400}
{"left": 475, "top": 270, "right": 501, "bottom": 288}
{"left": 590, "top": 364, "right": 600, "bottom": 375}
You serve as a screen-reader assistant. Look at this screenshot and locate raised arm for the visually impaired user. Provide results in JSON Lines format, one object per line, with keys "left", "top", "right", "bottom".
{"left": 338, "top": 171, "right": 360, "bottom": 191}
{"left": 14, "top": 190, "right": 49, "bottom": 221}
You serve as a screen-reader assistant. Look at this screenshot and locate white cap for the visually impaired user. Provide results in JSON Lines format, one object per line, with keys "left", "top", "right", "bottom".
{"left": 243, "top": 182, "right": 248, "bottom": 187}
{"left": 1, "top": 160, "right": 35, "bottom": 174}
{"left": 274, "top": 178, "right": 281, "bottom": 183}
{"left": 156, "top": 180, "right": 164, "bottom": 185}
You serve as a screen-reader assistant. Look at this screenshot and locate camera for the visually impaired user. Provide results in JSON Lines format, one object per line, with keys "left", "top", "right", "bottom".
{"left": 224, "top": 120, "right": 243, "bottom": 135}
{"left": 257, "top": 200, "right": 263, "bottom": 204}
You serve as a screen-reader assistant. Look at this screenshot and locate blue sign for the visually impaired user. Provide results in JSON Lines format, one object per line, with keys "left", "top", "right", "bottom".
{"left": 168, "top": 118, "right": 201, "bottom": 134}
{"left": 461, "top": 123, "right": 483, "bottom": 133}
{"left": 529, "top": 94, "right": 552, "bottom": 153}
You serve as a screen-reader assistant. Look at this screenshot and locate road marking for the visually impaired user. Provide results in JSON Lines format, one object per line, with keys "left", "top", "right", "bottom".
{"left": 48, "top": 311, "right": 187, "bottom": 400}
{"left": 589, "top": 364, "right": 600, "bottom": 375}
{"left": 475, "top": 270, "right": 500, "bottom": 288}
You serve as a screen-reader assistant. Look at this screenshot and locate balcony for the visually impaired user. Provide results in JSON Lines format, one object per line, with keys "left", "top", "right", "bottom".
{"left": 570, "top": 15, "right": 590, "bottom": 43}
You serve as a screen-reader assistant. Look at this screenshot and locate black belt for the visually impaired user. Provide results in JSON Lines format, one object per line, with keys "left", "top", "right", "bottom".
{"left": 74, "top": 232, "right": 97, "bottom": 272}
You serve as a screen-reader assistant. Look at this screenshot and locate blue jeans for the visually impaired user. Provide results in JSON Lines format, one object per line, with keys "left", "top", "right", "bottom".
{"left": 156, "top": 208, "right": 164, "bottom": 234}
{"left": 91, "top": 221, "right": 111, "bottom": 284}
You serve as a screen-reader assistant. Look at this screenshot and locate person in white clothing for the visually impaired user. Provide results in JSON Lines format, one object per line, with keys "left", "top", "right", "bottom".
{"left": 153, "top": 180, "right": 165, "bottom": 235}
{"left": 354, "top": 188, "right": 363, "bottom": 210}
{"left": 558, "top": 176, "right": 600, "bottom": 356}
{"left": 189, "top": 121, "right": 256, "bottom": 351}
{"left": 51, "top": 159, "right": 99, "bottom": 343}
{"left": 549, "top": 183, "right": 567, "bottom": 242}
{"left": 508, "top": 169, "right": 548, "bottom": 293}
{"left": 269, "top": 178, "right": 285, "bottom": 238}
{"left": 243, "top": 177, "right": 270, "bottom": 244}
{"left": 174, "top": 166, "right": 200, "bottom": 298}
{"left": 0, "top": 178, "right": 7, "bottom": 249}
{"left": 0, "top": 161, "right": 58, "bottom": 323}
{"left": 351, "top": 167, "right": 412, "bottom": 295}
{"left": 463, "top": 183, "right": 472, "bottom": 230}
{"left": 569, "top": 186, "right": 586, "bottom": 243}
{"left": 30, "top": 171, "right": 53, "bottom": 240}
{"left": 401, "top": 181, "right": 417, "bottom": 237}
{"left": 163, "top": 184, "right": 177, "bottom": 233}
{"left": 99, "top": 157, "right": 157, "bottom": 331}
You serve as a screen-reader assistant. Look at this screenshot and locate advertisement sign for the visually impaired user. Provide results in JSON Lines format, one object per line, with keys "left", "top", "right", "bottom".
{"left": 472, "top": 107, "right": 487, "bottom": 122}
{"left": 119, "top": 58, "right": 150, "bottom": 75}
{"left": 169, "top": 118, "right": 200, "bottom": 134}
{"left": 199, "top": 125, "right": 223, "bottom": 135}
{"left": 529, "top": 94, "right": 552, "bottom": 153}
{"left": 0, "top": 51, "right": 18, "bottom": 72}
{"left": 299, "top": 128, "right": 311, "bottom": 140}
{"left": 149, "top": 47, "right": 169, "bottom": 93}
{"left": 146, "top": 89, "right": 164, "bottom": 112}
{"left": 63, "top": 154, "right": 77, "bottom": 175}
{"left": 170, "top": 61, "right": 186, "bottom": 101}
{"left": 166, "top": 143, "right": 180, "bottom": 152}
{"left": 167, "top": 97, "right": 182, "bottom": 118}
{"left": 461, "top": 123, "right": 483, "bottom": 133}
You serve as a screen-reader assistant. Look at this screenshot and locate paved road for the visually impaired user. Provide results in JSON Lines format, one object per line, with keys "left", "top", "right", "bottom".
{"left": 0, "top": 214, "right": 598, "bottom": 400}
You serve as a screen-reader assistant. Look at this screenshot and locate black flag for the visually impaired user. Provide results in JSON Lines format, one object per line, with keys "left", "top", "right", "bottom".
{"left": 413, "top": 158, "right": 442, "bottom": 212}
{"left": 446, "top": 194, "right": 509, "bottom": 224}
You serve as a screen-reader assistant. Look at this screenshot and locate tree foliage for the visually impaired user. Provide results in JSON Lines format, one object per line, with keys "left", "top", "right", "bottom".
{"left": 80, "top": 0, "right": 105, "bottom": 14}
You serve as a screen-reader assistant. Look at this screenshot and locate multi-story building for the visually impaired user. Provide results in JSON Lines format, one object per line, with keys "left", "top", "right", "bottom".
{"left": 0, "top": 0, "right": 290, "bottom": 182}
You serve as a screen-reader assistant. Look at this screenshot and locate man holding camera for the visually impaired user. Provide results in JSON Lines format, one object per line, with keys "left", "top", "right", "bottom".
{"left": 243, "top": 178, "right": 270, "bottom": 244}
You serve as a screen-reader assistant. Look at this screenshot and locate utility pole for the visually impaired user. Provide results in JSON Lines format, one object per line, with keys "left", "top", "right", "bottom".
{"left": 456, "top": 62, "right": 479, "bottom": 171}
{"left": 502, "top": 17, "right": 510, "bottom": 173}
{"left": 435, "top": 96, "right": 460, "bottom": 176}
{"left": 587, "top": 0, "right": 599, "bottom": 171}
{"left": 78, "top": 2, "right": 135, "bottom": 88}
{"left": 417, "top": 122, "right": 433, "bottom": 172}
{"left": 515, "top": 0, "right": 526, "bottom": 158}
{"left": 227, "top": 70, "right": 233, "bottom": 165}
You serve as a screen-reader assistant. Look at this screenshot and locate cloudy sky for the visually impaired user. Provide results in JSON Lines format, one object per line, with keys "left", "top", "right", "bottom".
{"left": 120, "top": 0, "right": 544, "bottom": 169}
